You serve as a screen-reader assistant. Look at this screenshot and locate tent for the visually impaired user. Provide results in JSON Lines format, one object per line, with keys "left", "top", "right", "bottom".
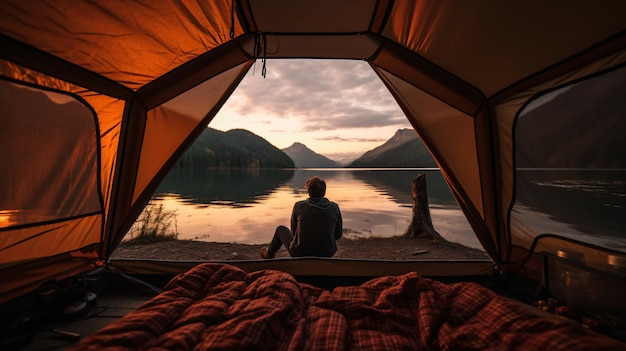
{"left": 1, "top": 0, "right": 625, "bottom": 314}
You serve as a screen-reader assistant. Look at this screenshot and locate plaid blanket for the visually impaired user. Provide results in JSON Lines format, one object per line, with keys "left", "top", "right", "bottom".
{"left": 69, "top": 263, "right": 624, "bottom": 350}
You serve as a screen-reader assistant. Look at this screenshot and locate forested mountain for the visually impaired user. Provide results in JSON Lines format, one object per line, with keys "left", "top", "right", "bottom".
{"left": 515, "top": 68, "right": 626, "bottom": 168}
{"left": 174, "top": 127, "right": 438, "bottom": 169}
{"left": 282, "top": 142, "right": 341, "bottom": 168}
{"left": 174, "top": 128, "right": 294, "bottom": 168}
{"left": 348, "top": 129, "right": 436, "bottom": 168}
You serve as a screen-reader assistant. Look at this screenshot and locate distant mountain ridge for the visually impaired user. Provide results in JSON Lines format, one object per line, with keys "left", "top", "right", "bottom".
{"left": 281, "top": 142, "right": 341, "bottom": 168}
{"left": 174, "top": 128, "right": 294, "bottom": 168}
{"left": 516, "top": 70, "right": 626, "bottom": 168}
{"left": 174, "top": 127, "right": 436, "bottom": 169}
{"left": 348, "top": 129, "right": 436, "bottom": 168}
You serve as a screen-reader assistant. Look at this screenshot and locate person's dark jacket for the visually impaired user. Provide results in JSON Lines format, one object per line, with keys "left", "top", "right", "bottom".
{"left": 289, "top": 197, "right": 342, "bottom": 257}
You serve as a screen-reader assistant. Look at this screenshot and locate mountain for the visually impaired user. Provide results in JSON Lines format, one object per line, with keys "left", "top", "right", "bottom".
{"left": 515, "top": 69, "right": 626, "bottom": 168}
{"left": 173, "top": 127, "right": 437, "bottom": 169}
{"left": 174, "top": 128, "right": 294, "bottom": 168}
{"left": 348, "top": 129, "right": 436, "bottom": 168}
{"left": 334, "top": 157, "right": 358, "bottom": 167}
{"left": 282, "top": 142, "right": 341, "bottom": 168}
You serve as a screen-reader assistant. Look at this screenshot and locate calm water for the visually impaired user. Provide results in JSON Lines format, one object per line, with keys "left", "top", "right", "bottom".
{"left": 513, "top": 169, "right": 626, "bottom": 251}
{"left": 146, "top": 168, "right": 482, "bottom": 249}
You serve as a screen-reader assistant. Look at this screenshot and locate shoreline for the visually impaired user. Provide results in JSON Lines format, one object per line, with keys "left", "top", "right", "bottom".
{"left": 112, "top": 236, "right": 489, "bottom": 261}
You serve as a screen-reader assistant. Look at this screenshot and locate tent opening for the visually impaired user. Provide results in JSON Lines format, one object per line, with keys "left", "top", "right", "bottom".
{"left": 116, "top": 59, "right": 486, "bottom": 262}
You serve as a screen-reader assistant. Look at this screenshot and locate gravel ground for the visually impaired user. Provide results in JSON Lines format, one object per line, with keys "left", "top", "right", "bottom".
{"left": 111, "top": 236, "right": 489, "bottom": 261}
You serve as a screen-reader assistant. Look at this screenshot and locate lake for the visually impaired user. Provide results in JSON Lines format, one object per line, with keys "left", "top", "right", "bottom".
{"left": 142, "top": 168, "right": 482, "bottom": 249}
{"left": 513, "top": 169, "right": 626, "bottom": 251}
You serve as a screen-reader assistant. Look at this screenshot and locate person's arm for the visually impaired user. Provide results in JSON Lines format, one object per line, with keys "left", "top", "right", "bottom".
{"left": 290, "top": 202, "right": 299, "bottom": 235}
{"left": 334, "top": 204, "right": 343, "bottom": 240}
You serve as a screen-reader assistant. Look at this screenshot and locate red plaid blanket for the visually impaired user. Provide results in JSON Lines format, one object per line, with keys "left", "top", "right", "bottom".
{"left": 69, "top": 263, "right": 624, "bottom": 350}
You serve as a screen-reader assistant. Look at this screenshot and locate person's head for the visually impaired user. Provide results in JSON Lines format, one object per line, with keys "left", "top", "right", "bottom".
{"left": 305, "top": 176, "right": 326, "bottom": 198}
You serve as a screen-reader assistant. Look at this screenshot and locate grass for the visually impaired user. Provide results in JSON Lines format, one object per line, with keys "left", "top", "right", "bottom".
{"left": 124, "top": 202, "right": 179, "bottom": 244}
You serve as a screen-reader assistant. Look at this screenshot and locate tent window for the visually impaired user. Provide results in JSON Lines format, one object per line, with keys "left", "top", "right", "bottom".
{"left": 0, "top": 80, "right": 101, "bottom": 229}
{"left": 512, "top": 66, "right": 626, "bottom": 251}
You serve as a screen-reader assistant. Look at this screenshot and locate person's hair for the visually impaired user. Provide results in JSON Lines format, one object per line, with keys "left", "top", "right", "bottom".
{"left": 305, "top": 176, "right": 326, "bottom": 198}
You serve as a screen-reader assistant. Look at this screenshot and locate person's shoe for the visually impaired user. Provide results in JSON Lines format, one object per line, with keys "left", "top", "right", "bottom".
{"left": 260, "top": 247, "right": 274, "bottom": 259}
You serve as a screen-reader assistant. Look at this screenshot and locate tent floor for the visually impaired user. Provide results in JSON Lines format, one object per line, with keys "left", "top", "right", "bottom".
{"left": 5, "top": 263, "right": 497, "bottom": 350}
{"left": 4, "top": 260, "right": 502, "bottom": 350}
{"left": 6, "top": 265, "right": 624, "bottom": 348}
{"left": 17, "top": 292, "right": 155, "bottom": 351}
{"left": 4, "top": 270, "right": 161, "bottom": 351}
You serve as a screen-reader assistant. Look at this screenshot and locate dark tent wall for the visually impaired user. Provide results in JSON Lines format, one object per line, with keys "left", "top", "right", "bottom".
{"left": 1, "top": 0, "right": 625, "bottom": 303}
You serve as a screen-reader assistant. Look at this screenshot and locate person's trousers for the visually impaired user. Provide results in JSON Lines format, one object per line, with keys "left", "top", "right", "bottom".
{"left": 268, "top": 225, "right": 293, "bottom": 256}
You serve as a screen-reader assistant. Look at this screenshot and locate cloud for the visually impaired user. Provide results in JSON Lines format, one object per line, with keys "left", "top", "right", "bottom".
{"left": 228, "top": 59, "right": 409, "bottom": 130}
{"left": 213, "top": 59, "right": 416, "bottom": 159}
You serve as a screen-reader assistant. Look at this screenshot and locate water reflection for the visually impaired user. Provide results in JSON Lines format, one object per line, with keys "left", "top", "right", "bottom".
{"left": 514, "top": 169, "right": 626, "bottom": 249}
{"left": 151, "top": 168, "right": 479, "bottom": 248}
{"left": 157, "top": 168, "right": 295, "bottom": 206}
{"left": 349, "top": 168, "right": 457, "bottom": 206}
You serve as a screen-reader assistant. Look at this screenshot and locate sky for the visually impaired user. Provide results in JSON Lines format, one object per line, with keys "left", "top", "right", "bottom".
{"left": 209, "top": 59, "right": 413, "bottom": 162}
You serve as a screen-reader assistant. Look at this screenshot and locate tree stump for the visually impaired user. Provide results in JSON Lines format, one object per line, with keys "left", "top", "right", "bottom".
{"left": 403, "top": 173, "right": 442, "bottom": 241}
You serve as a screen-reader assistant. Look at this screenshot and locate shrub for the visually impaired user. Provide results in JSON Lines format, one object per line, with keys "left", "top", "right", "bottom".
{"left": 124, "top": 202, "right": 179, "bottom": 244}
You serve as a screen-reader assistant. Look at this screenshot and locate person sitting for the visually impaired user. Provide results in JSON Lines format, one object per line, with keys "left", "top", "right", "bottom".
{"left": 261, "top": 176, "right": 342, "bottom": 258}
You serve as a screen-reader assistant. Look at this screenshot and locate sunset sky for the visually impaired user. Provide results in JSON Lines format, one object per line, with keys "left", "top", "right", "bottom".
{"left": 209, "top": 59, "right": 413, "bottom": 162}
